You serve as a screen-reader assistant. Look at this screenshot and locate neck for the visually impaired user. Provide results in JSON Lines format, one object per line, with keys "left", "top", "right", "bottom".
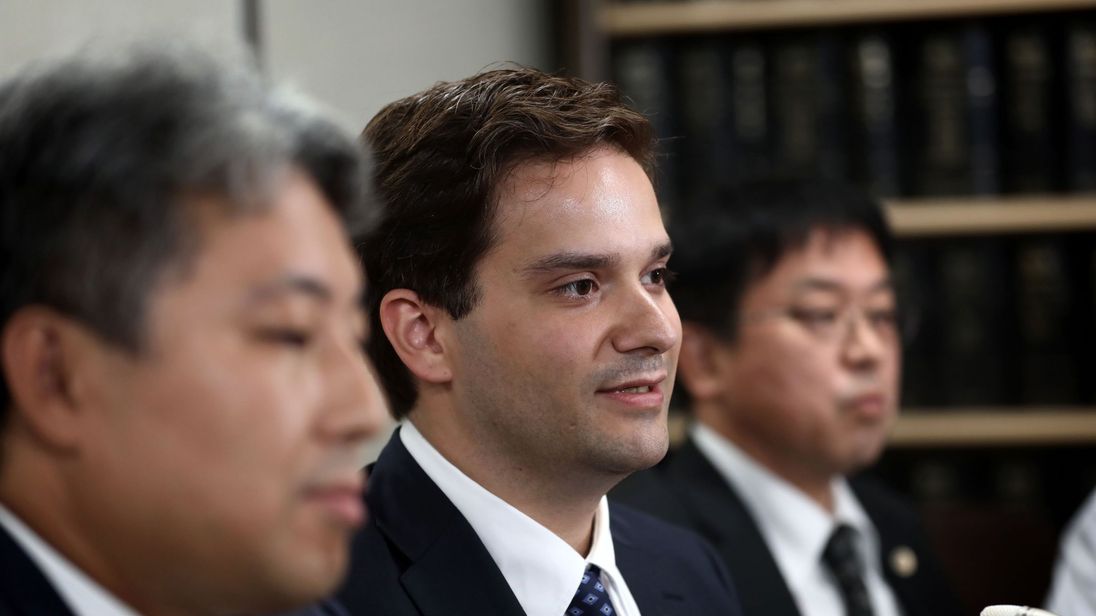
{"left": 695, "top": 408, "right": 837, "bottom": 513}
{"left": 0, "top": 438, "right": 202, "bottom": 616}
{"left": 409, "top": 410, "right": 609, "bottom": 555}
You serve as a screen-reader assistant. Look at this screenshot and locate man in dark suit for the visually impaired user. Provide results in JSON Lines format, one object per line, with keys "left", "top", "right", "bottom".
{"left": 337, "top": 68, "right": 742, "bottom": 616}
{"left": 614, "top": 180, "right": 963, "bottom": 616}
{"left": 0, "top": 42, "right": 384, "bottom": 615}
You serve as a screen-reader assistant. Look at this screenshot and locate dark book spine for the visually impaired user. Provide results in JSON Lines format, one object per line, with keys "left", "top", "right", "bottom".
{"left": 914, "top": 24, "right": 1000, "bottom": 196}
{"left": 612, "top": 39, "right": 681, "bottom": 211}
{"left": 999, "top": 23, "right": 1057, "bottom": 194}
{"left": 676, "top": 38, "right": 732, "bottom": 211}
{"left": 1013, "top": 237, "right": 1079, "bottom": 403}
{"left": 1080, "top": 234, "right": 1096, "bottom": 404}
{"left": 770, "top": 32, "right": 849, "bottom": 181}
{"left": 1064, "top": 21, "right": 1096, "bottom": 191}
{"left": 937, "top": 239, "right": 1014, "bottom": 405}
{"left": 964, "top": 24, "right": 1001, "bottom": 195}
{"left": 915, "top": 29, "right": 972, "bottom": 195}
{"left": 727, "top": 40, "right": 771, "bottom": 182}
{"left": 850, "top": 29, "right": 902, "bottom": 198}
{"left": 894, "top": 241, "right": 941, "bottom": 407}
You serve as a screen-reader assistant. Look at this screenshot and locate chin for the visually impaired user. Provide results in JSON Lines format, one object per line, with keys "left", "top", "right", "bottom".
{"left": 598, "top": 432, "right": 670, "bottom": 475}
{"left": 259, "top": 541, "right": 349, "bottom": 607}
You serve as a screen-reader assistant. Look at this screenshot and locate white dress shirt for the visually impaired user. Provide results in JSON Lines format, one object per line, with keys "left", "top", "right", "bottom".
{"left": 1047, "top": 488, "right": 1096, "bottom": 616}
{"left": 0, "top": 502, "right": 140, "bottom": 616}
{"left": 692, "top": 423, "right": 903, "bottom": 616}
{"left": 401, "top": 420, "right": 642, "bottom": 616}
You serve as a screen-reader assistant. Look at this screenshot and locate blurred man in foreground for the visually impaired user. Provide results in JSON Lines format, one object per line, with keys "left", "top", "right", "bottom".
{"left": 0, "top": 42, "right": 384, "bottom": 615}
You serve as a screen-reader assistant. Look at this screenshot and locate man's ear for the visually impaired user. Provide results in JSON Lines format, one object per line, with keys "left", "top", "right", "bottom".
{"left": 677, "top": 322, "right": 730, "bottom": 402}
{"left": 1, "top": 307, "right": 93, "bottom": 450}
{"left": 378, "top": 289, "right": 454, "bottom": 385}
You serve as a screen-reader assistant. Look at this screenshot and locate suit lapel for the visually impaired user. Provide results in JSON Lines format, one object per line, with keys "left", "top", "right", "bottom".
{"left": 0, "top": 518, "right": 76, "bottom": 615}
{"left": 664, "top": 439, "right": 802, "bottom": 616}
{"left": 611, "top": 510, "right": 690, "bottom": 616}
{"left": 853, "top": 480, "right": 928, "bottom": 616}
{"left": 367, "top": 430, "right": 525, "bottom": 616}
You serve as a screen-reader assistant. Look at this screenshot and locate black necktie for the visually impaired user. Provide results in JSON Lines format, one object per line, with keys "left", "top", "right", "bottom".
{"left": 822, "top": 524, "right": 876, "bottom": 616}
{"left": 565, "top": 564, "right": 617, "bottom": 616}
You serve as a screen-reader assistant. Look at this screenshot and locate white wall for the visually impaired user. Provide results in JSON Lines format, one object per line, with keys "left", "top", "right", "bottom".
{"left": 0, "top": 1, "right": 242, "bottom": 78}
{"left": 0, "top": 0, "right": 552, "bottom": 130}
{"left": 261, "top": 0, "right": 551, "bottom": 132}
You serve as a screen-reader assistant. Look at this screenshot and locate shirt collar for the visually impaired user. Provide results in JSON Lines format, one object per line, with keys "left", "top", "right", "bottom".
{"left": 0, "top": 502, "right": 141, "bottom": 616}
{"left": 690, "top": 423, "right": 882, "bottom": 589}
{"left": 401, "top": 420, "right": 621, "bottom": 616}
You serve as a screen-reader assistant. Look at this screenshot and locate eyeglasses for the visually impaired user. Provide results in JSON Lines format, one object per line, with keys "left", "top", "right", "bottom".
{"left": 744, "top": 303, "right": 907, "bottom": 346}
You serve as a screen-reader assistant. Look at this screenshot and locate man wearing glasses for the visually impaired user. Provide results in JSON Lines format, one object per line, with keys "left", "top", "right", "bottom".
{"left": 614, "top": 179, "right": 962, "bottom": 616}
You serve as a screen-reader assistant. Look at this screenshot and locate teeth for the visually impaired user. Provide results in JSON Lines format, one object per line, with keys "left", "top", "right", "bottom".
{"left": 617, "top": 386, "right": 651, "bottom": 394}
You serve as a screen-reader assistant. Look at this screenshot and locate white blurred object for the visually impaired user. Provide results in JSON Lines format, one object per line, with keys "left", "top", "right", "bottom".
{"left": 981, "top": 606, "right": 1060, "bottom": 616}
{"left": 1046, "top": 488, "right": 1096, "bottom": 616}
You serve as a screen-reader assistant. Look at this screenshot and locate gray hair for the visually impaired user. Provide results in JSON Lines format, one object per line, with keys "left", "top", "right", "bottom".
{"left": 0, "top": 40, "right": 373, "bottom": 411}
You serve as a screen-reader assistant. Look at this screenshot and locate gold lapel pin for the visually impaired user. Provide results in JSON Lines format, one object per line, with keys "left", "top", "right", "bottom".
{"left": 889, "top": 546, "right": 918, "bottom": 578}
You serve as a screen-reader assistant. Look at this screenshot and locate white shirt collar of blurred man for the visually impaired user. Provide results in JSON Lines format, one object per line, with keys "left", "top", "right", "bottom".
{"left": 0, "top": 502, "right": 139, "bottom": 616}
{"left": 691, "top": 422, "right": 903, "bottom": 616}
{"left": 400, "top": 420, "right": 641, "bottom": 616}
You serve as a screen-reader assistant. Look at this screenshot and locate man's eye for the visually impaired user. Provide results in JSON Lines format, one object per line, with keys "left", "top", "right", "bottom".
{"left": 643, "top": 267, "right": 676, "bottom": 287}
{"left": 788, "top": 308, "right": 839, "bottom": 327}
{"left": 869, "top": 309, "right": 899, "bottom": 329}
{"left": 557, "top": 279, "right": 598, "bottom": 298}
{"left": 257, "top": 328, "right": 313, "bottom": 347}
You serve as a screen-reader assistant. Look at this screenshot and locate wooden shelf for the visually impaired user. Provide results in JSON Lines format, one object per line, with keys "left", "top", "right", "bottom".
{"left": 889, "top": 409, "right": 1096, "bottom": 447}
{"left": 601, "top": 0, "right": 1096, "bottom": 37}
{"left": 884, "top": 195, "right": 1096, "bottom": 236}
{"left": 670, "top": 408, "right": 1096, "bottom": 448}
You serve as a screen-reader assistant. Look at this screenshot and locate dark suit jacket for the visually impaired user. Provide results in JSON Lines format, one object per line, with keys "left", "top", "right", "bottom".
{"left": 611, "top": 437, "right": 963, "bottom": 616}
{"left": 0, "top": 514, "right": 345, "bottom": 616}
{"left": 337, "top": 429, "right": 744, "bottom": 616}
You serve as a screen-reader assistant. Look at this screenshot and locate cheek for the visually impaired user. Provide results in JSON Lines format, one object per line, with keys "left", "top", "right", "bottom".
{"left": 135, "top": 346, "right": 319, "bottom": 485}
{"left": 736, "top": 336, "right": 836, "bottom": 402}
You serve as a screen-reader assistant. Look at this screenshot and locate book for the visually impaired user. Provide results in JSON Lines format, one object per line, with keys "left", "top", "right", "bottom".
{"left": 936, "top": 239, "right": 1014, "bottom": 405}
{"left": 893, "top": 241, "right": 941, "bottom": 407}
{"left": 998, "top": 21, "right": 1059, "bottom": 193}
{"left": 849, "top": 28, "right": 902, "bottom": 198}
{"left": 1013, "top": 237, "right": 1079, "bottom": 403}
{"left": 1064, "top": 19, "right": 1096, "bottom": 192}
{"left": 912, "top": 22, "right": 1000, "bottom": 196}
{"left": 727, "top": 39, "right": 772, "bottom": 184}
{"left": 769, "top": 30, "right": 850, "bottom": 181}
{"left": 612, "top": 39, "right": 682, "bottom": 212}
{"left": 676, "top": 37, "right": 733, "bottom": 213}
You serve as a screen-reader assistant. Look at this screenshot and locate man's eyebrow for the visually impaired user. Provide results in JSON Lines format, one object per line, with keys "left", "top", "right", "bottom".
{"left": 519, "top": 241, "right": 674, "bottom": 277}
{"left": 653, "top": 241, "right": 673, "bottom": 261}
{"left": 520, "top": 252, "right": 619, "bottom": 276}
{"left": 245, "top": 274, "right": 337, "bottom": 304}
{"left": 790, "top": 276, "right": 895, "bottom": 294}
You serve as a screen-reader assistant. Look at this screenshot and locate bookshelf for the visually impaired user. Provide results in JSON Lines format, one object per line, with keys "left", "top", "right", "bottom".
{"left": 601, "top": 0, "right": 1096, "bottom": 36}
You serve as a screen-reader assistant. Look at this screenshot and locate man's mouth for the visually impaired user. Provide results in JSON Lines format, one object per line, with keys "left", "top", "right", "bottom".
{"left": 596, "top": 375, "right": 667, "bottom": 409}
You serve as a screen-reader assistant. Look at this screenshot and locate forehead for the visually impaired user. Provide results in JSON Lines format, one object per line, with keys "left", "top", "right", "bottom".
{"left": 750, "top": 228, "right": 890, "bottom": 297}
{"left": 488, "top": 147, "right": 666, "bottom": 262}
{"left": 166, "top": 172, "right": 360, "bottom": 304}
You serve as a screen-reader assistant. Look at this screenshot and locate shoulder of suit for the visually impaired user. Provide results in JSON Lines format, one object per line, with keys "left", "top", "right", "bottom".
{"left": 609, "top": 501, "right": 713, "bottom": 555}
